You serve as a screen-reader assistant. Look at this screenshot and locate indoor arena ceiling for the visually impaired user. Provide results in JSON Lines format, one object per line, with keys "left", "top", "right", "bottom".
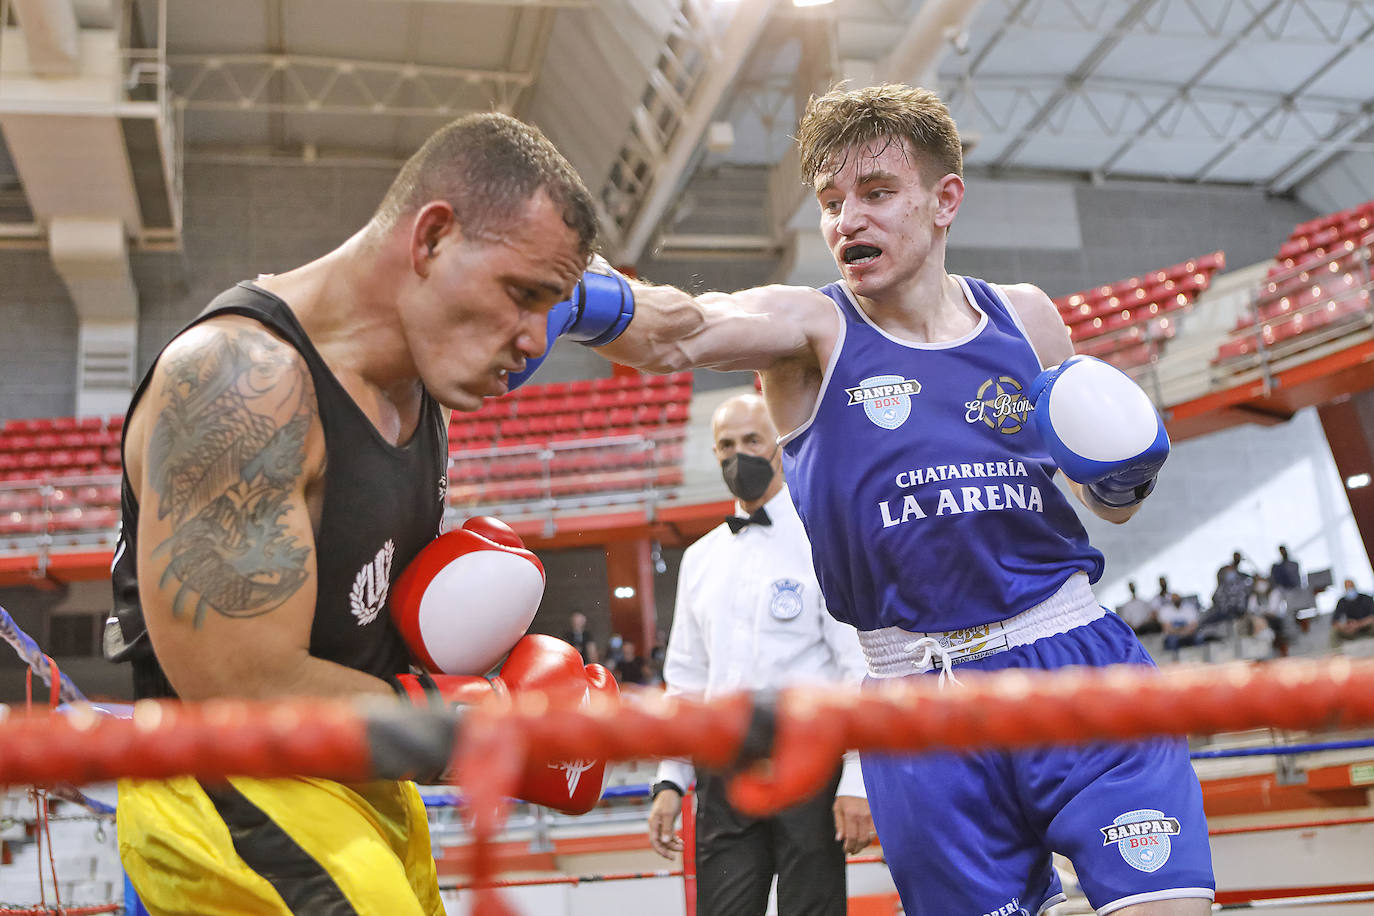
{"left": 7, "top": 0, "right": 1374, "bottom": 264}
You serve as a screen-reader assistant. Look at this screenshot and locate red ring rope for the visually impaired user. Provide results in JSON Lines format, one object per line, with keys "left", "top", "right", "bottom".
{"left": 3, "top": 658, "right": 1372, "bottom": 907}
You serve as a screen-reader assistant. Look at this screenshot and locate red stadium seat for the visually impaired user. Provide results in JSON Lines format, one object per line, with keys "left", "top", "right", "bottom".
{"left": 634, "top": 405, "right": 664, "bottom": 426}
{"left": 553, "top": 413, "right": 583, "bottom": 433}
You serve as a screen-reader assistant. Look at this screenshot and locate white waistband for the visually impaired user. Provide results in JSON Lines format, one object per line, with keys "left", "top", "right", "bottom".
{"left": 859, "top": 573, "right": 1104, "bottom": 679}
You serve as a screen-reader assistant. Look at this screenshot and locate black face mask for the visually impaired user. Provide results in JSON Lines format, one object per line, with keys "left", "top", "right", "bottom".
{"left": 721, "top": 449, "right": 776, "bottom": 502}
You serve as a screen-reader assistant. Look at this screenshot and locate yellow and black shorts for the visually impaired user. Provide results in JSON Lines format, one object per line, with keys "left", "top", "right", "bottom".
{"left": 118, "top": 775, "right": 443, "bottom": 916}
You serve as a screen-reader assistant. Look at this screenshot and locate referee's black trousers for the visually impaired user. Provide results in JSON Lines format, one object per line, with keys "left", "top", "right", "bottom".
{"left": 694, "top": 768, "right": 846, "bottom": 916}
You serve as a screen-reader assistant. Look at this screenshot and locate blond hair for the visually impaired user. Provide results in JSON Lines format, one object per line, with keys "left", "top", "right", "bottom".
{"left": 797, "top": 84, "right": 962, "bottom": 188}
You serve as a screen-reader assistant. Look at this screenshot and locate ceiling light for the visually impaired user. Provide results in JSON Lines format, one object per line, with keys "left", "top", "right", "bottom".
{"left": 1347, "top": 473, "right": 1371, "bottom": 490}
{"left": 793, "top": 0, "right": 834, "bottom": 6}
{"left": 614, "top": 586, "right": 637, "bottom": 599}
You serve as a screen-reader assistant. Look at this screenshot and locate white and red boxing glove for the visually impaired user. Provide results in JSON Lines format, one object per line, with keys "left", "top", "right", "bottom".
{"left": 389, "top": 635, "right": 619, "bottom": 814}
{"left": 390, "top": 517, "right": 545, "bottom": 675}
{"left": 389, "top": 671, "right": 509, "bottom": 708}
{"left": 500, "top": 634, "right": 619, "bottom": 815}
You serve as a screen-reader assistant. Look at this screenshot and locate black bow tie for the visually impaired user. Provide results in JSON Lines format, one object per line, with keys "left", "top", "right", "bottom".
{"left": 726, "top": 507, "right": 772, "bottom": 534}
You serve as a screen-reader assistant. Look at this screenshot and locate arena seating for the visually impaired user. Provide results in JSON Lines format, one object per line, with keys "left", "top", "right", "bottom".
{"left": 0, "top": 414, "right": 122, "bottom": 482}
{"left": 1052, "top": 252, "right": 1226, "bottom": 370}
{"left": 1214, "top": 200, "right": 1374, "bottom": 367}
{"left": 0, "top": 373, "right": 694, "bottom": 551}
{"left": 0, "top": 415, "right": 124, "bottom": 550}
{"left": 446, "top": 372, "right": 693, "bottom": 513}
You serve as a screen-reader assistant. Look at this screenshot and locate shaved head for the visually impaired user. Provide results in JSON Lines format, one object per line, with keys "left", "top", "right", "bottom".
{"left": 712, "top": 394, "right": 777, "bottom": 443}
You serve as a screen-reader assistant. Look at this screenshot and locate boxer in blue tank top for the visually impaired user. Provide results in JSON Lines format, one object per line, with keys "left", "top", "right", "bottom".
{"left": 580, "top": 84, "right": 1213, "bottom": 916}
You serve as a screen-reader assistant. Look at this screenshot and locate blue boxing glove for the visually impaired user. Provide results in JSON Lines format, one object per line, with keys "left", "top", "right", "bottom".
{"left": 1029, "top": 355, "right": 1169, "bottom": 508}
{"left": 507, "top": 254, "right": 636, "bottom": 390}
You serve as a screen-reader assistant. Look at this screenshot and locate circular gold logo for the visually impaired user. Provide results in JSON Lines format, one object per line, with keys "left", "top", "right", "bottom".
{"left": 974, "top": 376, "right": 1030, "bottom": 434}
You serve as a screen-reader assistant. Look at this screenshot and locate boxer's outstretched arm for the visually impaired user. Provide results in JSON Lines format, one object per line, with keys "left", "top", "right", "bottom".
{"left": 594, "top": 282, "right": 833, "bottom": 375}
{"left": 127, "top": 317, "right": 392, "bottom": 701}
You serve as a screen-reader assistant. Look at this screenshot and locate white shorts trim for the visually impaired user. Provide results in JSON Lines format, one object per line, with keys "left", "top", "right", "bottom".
{"left": 1096, "top": 886, "right": 1215, "bottom": 915}
{"left": 858, "top": 573, "right": 1103, "bottom": 678}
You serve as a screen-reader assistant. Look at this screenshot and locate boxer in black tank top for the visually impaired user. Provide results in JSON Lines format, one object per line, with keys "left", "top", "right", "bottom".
{"left": 109, "top": 113, "right": 598, "bottom": 916}
{"left": 108, "top": 282, "right": 447, "bottom": 698}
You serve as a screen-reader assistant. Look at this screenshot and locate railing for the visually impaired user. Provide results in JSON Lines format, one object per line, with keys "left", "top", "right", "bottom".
{"left": 0, "top": 474, "right": 122, "bottom": 568}
{"left": 0, "top": 429, "right": 694, "bottom": 565}
{"left": 445, "top": 428, "right": 691, "bottom": 534}
{"left": 1129, "top": 237, "right": 1374, "bottom": 410}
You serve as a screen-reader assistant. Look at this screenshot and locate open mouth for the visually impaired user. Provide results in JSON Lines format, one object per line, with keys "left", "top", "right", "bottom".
{"left": 843, "top": 244, "right": 882, "bottom": 266}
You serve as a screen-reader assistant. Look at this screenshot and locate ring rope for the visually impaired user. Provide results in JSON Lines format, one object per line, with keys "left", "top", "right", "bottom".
{"left": 0, "top": 906, "right": 121, "bottom": 915}
{"left": 1188, "top": 737, "right": 1374, "bottom": 759}
{"left": 0, "top": 606, "right": 84, "bottom": 704}
{"left": 3, "top": 658, "right": 1373, "bottom": 792}
{"left": 3, "top": 657, "right": 1373, "bottom": 912}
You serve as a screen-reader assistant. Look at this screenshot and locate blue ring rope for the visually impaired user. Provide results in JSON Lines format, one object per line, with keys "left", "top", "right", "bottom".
{"left": 0, "top": 602, "right": 87, "bottom": 703}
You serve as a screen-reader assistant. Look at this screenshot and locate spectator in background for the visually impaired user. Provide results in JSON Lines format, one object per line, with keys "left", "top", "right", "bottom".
{"left": 564, "top": 610, "right": 599, "bottom": 664}
{"left": 1245, "top": 575, "right": 1290, "bottom": 657}
{"left": 1270, "top": 545, "right": 1311, "bottom": 621}
{"left": 1151, "top": 575, "right": 1173, "bottom": 618}
{"left": 1211, "top": 552, "right": 1254, "bottom": 623}
{"left": 648, "top": 629, "right": 668, "bottom": 686}
{"left": 1115, "top": 581, "right": 1160, "bottom": 635}
{"left": 1160, "top": 593, "right": 1202, "bottom": 659}
{"left": 605, "top": 632, "right": 625, "bottom": 672}
{"left": 1270, "top": 545, "right": 1301, "bottom": 592}
{"left": 1332, "top": 579, "right": 1374, "bottom": 645}
{"left": 616, "top": 640, "right": 648, "bottom": 686}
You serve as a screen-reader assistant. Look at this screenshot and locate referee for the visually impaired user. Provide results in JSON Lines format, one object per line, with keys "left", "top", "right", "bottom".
{"left": 646, "top": 394, "right": 873, "bottom": 915}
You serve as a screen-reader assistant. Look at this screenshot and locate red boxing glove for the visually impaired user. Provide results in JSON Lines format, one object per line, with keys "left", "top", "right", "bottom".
{"left": 390, "top": 671, "right": 509, "bottom": 708}
{"left": 390, "top": 517, "right": 545, "bottom": 675}
{"left": 500, "top": 634, "right": 619, "bottom": 815}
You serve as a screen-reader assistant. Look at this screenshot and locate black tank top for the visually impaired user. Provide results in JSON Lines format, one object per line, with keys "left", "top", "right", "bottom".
{"left": 106, "top": 282, "right": 448, "bottom": 699}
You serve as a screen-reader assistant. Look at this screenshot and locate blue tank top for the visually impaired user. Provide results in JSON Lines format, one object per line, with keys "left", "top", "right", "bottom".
{"left": 780, "top": 276, "right": 1103, "bottom": 633}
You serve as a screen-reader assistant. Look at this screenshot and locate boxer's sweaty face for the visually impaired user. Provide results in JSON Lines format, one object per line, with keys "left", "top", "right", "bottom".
{"left": 408, "top": 190, "right": 584, "bottom": 411}
{"left": 816, "top": 138, "right": 944, "bottom": 301}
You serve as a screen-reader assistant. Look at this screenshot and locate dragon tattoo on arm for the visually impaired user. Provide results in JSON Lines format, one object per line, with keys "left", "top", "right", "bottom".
{"left": 146, "top": 327, "right": 316, "bottom": 628}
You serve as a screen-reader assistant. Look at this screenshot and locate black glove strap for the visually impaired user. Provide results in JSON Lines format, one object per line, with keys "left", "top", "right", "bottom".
{"left": 1089, "top": 476, "right": 1156, "bottom": 509}
{"left": 388, "top": 671, "right": 441, "bottom": 708}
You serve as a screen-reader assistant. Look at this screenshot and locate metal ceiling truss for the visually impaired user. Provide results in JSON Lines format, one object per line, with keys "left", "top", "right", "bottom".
{"left": 944, "top": 0, "right": 1374, "bottom": 187}
{"left": 951, "top": 78, "right": 1374, "bottom": 177}
{"left": 977, "top": 0, "right": 1374, "bottom": 43}
{"left": 168, "top": 53, "right": 533, "bottom": 118}
{"left": 729, "top": 73, "right": 807, "bottom": 163}
{"left": 1191, "top": 13, "right": 1374, "bottom": 182}
{"left": 1092, "top": 0, "right": 1283, "bottom": 177}
{"left": 987, "top": 0, "right": 1161, "bottom": 169}
{"left": 1268, "top": 101, "right": 1374, "bottom": 192}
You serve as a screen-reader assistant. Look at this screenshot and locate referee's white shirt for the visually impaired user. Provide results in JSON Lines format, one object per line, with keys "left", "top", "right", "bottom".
{"left": 654, "top": 485, "right": 868, "bottom": 798}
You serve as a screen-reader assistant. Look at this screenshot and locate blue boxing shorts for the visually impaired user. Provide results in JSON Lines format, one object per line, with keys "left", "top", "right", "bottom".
{"left": 860, "top": 606, "right": 1214, "bottom": 916}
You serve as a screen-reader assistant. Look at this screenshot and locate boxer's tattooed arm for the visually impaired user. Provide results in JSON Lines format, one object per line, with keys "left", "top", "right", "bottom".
{"left": 146, "top": 327, "right": 315, "bottom": 627}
